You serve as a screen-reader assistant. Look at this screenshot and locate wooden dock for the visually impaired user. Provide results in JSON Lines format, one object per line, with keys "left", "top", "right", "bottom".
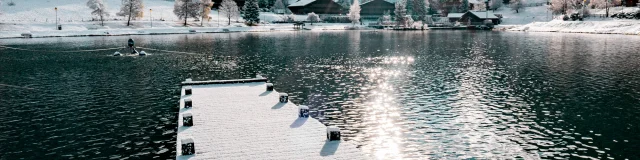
{"left": 176, "top": 77, "right": 366, "bottom": 159}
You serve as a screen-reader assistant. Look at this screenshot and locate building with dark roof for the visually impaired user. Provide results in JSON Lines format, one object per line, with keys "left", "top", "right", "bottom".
{"left": 288, "top": 0, "right": 345, "bottom": 14}
{"left": 360, "top": 0, "right": 395, "bottom": 15}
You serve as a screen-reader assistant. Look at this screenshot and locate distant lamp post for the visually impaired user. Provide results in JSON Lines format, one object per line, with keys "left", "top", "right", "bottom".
{"left": 150, "top": 9, "right": 153, "bottom": 28}
{"left": 55, "top": 7, "right": 58, "bottom": 30}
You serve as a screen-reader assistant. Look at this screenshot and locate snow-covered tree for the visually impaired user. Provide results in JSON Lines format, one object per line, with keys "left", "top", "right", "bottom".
{"left": 174, "top": 0, "right": 201, "bottom": 26}
{"left": 378, "top": 10, "right": 393, "bottom": 25}
{"left": 550, "top": 0, "right": 579, "bottom": 14}
{"left": 219, "top": 0, "right": 240, "bottom": 25}
{"left": 411, "top": 0, "right": 428, "bottom": 22}
{"left": 460, "top": 0, "right": 469, "bottom": 12}
{"left": 489, "top": 0, "right": 502, "bottom": 11}
{"left": 273, "top": 0, "right": 285, "bottom": 14}
{"left": 200, "top": 0, "right": 213, "bottom": 25}
{"left": 590, "top": 0, "right": 621, "bottom": 17}
{"left": 348, "top": 0, "right": 361, "bottom": 26}
{"left": 510, "top": 0, "right": 524, "bottom": 13}
{"left": 117, "top": 0, "right": 144, "bottom": 26}
{"left": 307, "top": 12, "right": 319, "bottom": 24}
{"left": 242, "top": 0, "right": 261, "bottom": 25}
{"left": 395, "top": 0, "right": 408, "bottom": 27}
{"left": 87, "top": 0, "right": 109, "bottom": 26}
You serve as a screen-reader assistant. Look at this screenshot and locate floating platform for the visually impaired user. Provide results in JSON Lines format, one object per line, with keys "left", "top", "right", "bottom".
{"left": 176, "top": 77, "right": 366, "bottom": 159}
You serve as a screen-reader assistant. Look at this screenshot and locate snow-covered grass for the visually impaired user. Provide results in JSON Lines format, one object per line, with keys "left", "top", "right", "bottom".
{"left": 494, "top": 4, "right": 552, "bottom": 25}
{"left": 509, "top": 19, "right": 640, "bottom": 35}
{"left": 0, "top": 0, "right": 361, "bottom": 38}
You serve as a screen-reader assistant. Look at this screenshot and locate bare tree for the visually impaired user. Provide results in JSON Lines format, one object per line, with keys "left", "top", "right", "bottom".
{"left": 174, "top": 0, "right": 201, "bottom": 26}
{"left": 219, "top": 0, "right": 240, "bottom": 25}
{"left": 590, "top": 0, "right": 621, "bottom": 17}
{"left": 117, "top": 0, "right": 144, "bottom": 26}
{"left": 510, "top": 0, "right": 525, "bottom": 13}
{"left": 87, "top": 0, "right": 110, "bottom": 26}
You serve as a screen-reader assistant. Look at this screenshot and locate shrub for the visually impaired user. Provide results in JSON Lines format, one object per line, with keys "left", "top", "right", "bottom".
{"left": 323, "top": 16, "right": 351, "bottom": 23}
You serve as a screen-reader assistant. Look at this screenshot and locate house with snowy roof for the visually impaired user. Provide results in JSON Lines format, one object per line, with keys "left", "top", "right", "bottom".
{"left": 288, "top": 0, "right": 345, "bottom": 14}
{"left": 458, "top": 11, "right": 500, "bottom": 25}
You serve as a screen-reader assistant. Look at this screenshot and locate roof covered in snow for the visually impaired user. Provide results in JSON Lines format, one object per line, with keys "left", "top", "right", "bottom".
{"left": 468, "top": 0, "right": 485, "bottom": 4}
{"left": 176, "top": 81, "right": 366, "bottom": 160}
{"left": 448, "top": 13, "right": 465, "bottom": 18}
{"left": 360, "top": 0, "right": 395, "bottom": 5}
{"left": 289, "top": 0, "right": 319, "bottom": 7}
{"left": 467, "top": 11, "right": 500, "bottom": 19}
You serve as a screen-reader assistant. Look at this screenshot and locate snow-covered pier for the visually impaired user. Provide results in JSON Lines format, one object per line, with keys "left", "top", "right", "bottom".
{"left": 176, "top": 77, "right": 366, "bottom": 159}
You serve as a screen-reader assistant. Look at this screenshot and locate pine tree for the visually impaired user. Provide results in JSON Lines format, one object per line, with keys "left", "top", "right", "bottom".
{"left": 220, "top": 0, "right": 240, "bottom": 25}
{"left": 348, "top": 0, "right": 361, "bottom": 26}
{"left": 395, "top": 0, "right": 408, "bottom": 27}
{"left": 117, "top": 0, "right": 144, "bottom": 26}
{"left": 242, "top": 0, "right": 261, "bottom": 25}
{"left": 87, "top": 0, "right": 110, "bottom": 26}
{"left": 460, "top": 0, "right": 469, "bottom": 12}
{"left": 174, "top": 0, "right": 201, "bottom": 26}
{"left": 428, "top": 0, "right": 439, "bottom": 15}
{"left": 273, "top": 0, "right": 285, "bottom": 14}
{"left": 411, "top": 0, "right": 428, "bottom": 21}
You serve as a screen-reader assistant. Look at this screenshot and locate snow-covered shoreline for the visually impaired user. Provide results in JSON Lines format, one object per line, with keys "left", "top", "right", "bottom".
{"left": 0, "top": 22, "right": 366, "bottom": 39}
{"left": 507, "top": 20, "right": 640, "bottom": 35}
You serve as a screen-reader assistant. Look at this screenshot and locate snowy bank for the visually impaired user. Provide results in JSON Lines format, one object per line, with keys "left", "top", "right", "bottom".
{"left": 0, "top": 0, "right": 365, "bottom": 39}
{"left": 177, "top": 79, "right": 366, "bottom": 159}
{"left": 509, "top": 20, "right": 640, "bottom": 35}
{"left": 0, "top": 22, "right": 364, "bottom": 39}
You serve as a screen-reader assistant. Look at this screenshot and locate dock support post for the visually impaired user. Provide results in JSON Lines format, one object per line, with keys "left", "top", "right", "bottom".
{"left": 184, "top": 98, "right": 193, "bottom": 108}
{"left": 279, "top": 93, "right": 288, "bottom": 103}
{"left": 183, "top": 113, "right": 193, "bottom": 126}
{"left": 298, "top": 105, "right": 309, "bottom": 118}
{"left": 327, "top": 126, "right": 341, "bottom": 141}
{"left": 181, "top": 138, "right": 195, "bottom": 155}
{"left": 185, "top": 86, "right": 192, "bottom": 95}
{"left": 266, "top": 83, "right": 274, "bottom": 91}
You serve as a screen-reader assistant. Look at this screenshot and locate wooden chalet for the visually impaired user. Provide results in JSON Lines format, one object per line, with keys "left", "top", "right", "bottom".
{"left": 458, "top": 11, "right": 500, "bottom": 25}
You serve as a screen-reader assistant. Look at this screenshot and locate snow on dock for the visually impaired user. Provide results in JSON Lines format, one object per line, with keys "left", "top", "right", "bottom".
{"left": 177, "top": 78, "right": 366, "bottom": 160}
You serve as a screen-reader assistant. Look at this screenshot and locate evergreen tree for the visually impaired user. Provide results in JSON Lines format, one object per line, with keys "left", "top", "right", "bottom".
{"left": 395, "top": 0, "right": 408, "bottom": 27}
{"left": 411, "top": 0, "right": 428, "bottom": 21}
{"left": 273, "top": 0, "right": 285, "bottom": 14}
{"left": 243, "top": 0, "right": 261, "bottom": 25}
{"left": 460, "top": 0, "right": 469, "bottom": 12}
{"left": 174, "top": 0, "right": 201, "bottom": 26}
{"left": 117, "top": 0, "right": 144, "bottom": 26}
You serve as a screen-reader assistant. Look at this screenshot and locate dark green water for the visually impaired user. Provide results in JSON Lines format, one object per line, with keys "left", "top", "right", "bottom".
{"left": 0, "top": 31, "right": 639, "bottom": 159}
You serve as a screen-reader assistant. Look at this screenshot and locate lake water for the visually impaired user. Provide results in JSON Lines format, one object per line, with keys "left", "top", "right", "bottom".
{"left": 1, "top": 31, "right": 639, "bottom": 159}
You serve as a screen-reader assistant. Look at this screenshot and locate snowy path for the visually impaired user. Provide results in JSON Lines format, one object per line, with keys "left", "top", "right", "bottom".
{"left": 176, "top": 80, "right": 366, "bottom": 160}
